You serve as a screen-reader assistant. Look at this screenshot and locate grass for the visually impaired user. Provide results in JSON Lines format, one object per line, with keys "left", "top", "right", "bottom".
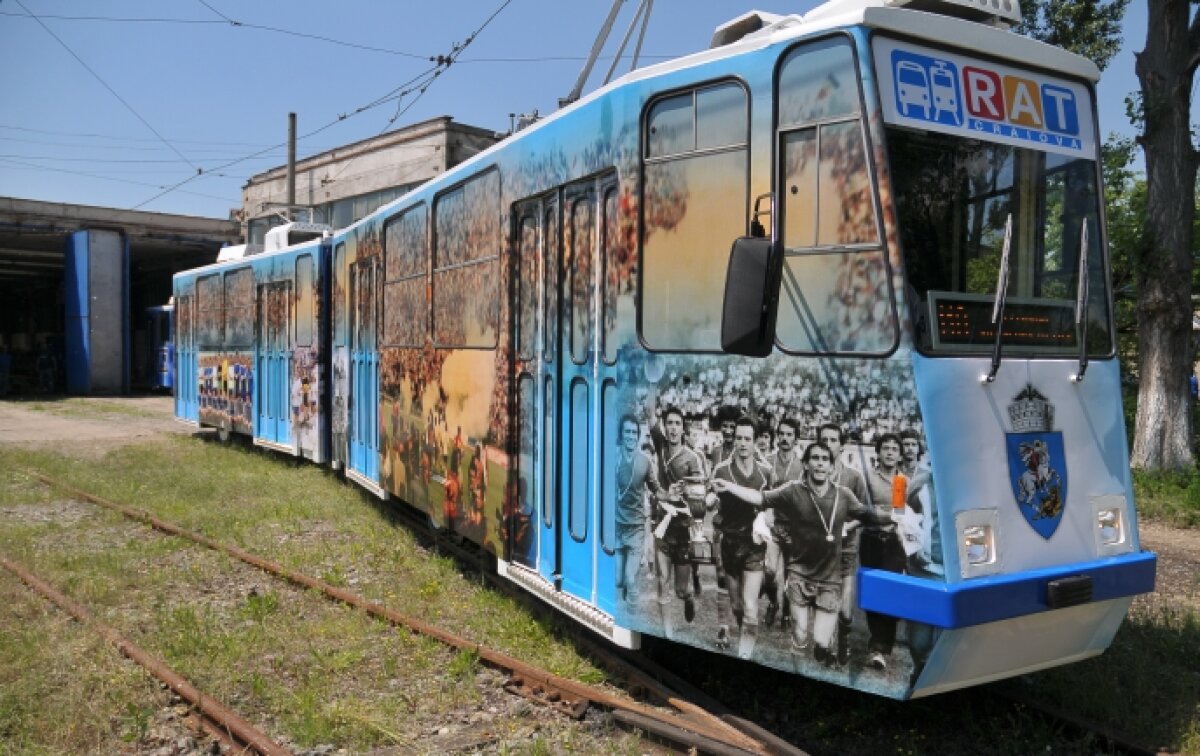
{"left": 0, "top": 436, "right": 617, "bottom": 752}
{"left": 1134, "top": 468, "right": 1200, "bottom": 527}
{"left": 2, "top": 433, "right": 1198, "bottom": 753}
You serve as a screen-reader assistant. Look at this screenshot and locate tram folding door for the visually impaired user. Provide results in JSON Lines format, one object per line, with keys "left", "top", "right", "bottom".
{"left": 556, "top": 182, "right": 603, "bottom": 606}
{"left": 348, "top": 258, "right": 380, "bottom": 486}
{"left": 510, "top": 200, "right": 545, "bottom": 572}
{"left": 255, "top": 282, "right": 291, "bottom": 446}
{"left": 175, "top": 294, "right": 198, "bottom": 422}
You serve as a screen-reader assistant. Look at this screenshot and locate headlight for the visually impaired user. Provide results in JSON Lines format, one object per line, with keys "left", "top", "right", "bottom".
{"left": 1091, "top": 494, "right": 1131, "bottom": 555}
{"left": 1096, "top": 508, "right": 1123, "bottom": 545}
{"left": 956, "top": 508, "right": 1002, "bottom": 578}
{"left": 963, "top": 525, "right": 994, "bottom": 565}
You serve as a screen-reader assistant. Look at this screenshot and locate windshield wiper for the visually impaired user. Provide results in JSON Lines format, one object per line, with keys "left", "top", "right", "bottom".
{"left": 984, "top": 214, "right": 1014, "bottom": 383}
{"left": 1072, "top": 219, "right": 1091, "bottom": 382}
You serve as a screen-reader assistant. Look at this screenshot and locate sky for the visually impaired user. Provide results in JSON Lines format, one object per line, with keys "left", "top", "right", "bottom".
{"left": 0, "top": 0, "right": 1160, "bottom": 220}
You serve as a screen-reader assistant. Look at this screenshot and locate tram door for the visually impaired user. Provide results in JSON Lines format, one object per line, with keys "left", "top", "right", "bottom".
{"left": 556, "top": 182, "right": 601, "bottom": 604}
{"left": 255, "top": 282, "right": 291, "bottom": 445}
{"left": 511, "top": 202, "right": 544, "bottom": 572}
{"left": 174, "top": 293, "right": 198, "bottom": 422}
{"left": 348, "top": 257, "right": 380, "bottom": 484}
{"left": 536, "top": 197, "right": 561, "bottom": 582}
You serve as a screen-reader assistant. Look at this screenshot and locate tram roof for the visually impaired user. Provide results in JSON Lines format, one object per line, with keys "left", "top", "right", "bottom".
{"left": 502, "top": 0, "right": 1100, "bottom": 153}
{"left": 327, "top": 0, "right": 1101, "bottom": 241}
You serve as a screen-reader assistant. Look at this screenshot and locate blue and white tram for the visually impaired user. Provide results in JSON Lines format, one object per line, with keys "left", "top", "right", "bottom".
{"left": 143, "top": 304, "right": 175, "bottom": 391}
{"left": 174, "top": 0, "right": 1155, "bottom": 699}
{"left": 174, "top": 223, "right": 330, "bottom": 458}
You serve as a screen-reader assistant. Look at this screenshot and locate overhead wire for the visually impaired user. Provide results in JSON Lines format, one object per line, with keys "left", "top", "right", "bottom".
{"left": 133, "top": 0, "right": 514, "bottom": 210}
{"left": 128, "top": 61, "right": 442, "bottom": 210}
{"left": 321, "top": 0, "right": 515, "bottom": 189}
{"left": 0, "top": 124, "right": 342, "bottom": 152}
{"left": 10, "top": 0, "right": 199, "bottom": 173}
{"left": 0, "top": 10, "right": 678, "bottom": 63}
{"left": 0, "top": 158, "right": 239, "bottom": 204}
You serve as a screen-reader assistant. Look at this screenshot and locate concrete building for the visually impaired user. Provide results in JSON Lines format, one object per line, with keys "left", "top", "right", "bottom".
{"left": 0, "top": 197, "right": 238, "bottom": 394}
{"left": 240, "top": 116, "right": 500, "bottom": 245}
{"left": 0, "top": 116, "right": 499, "bottom": 396}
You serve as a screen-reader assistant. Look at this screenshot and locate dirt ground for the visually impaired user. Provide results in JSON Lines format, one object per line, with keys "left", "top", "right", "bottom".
{"left": 0, "top": 395, "right": 190, "bottom": 448}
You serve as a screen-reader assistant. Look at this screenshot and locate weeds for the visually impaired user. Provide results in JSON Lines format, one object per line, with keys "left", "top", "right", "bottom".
{"left": 448, "top": 648, "right": 480, "bottom": 680}
{"left": 1134, "top": 468, "right": 1200, "bottom": 527}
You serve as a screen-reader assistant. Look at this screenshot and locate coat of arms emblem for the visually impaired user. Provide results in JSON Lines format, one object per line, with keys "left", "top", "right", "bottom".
{"left": 1005, "top": 384, "right": 1067, "bottom": 539}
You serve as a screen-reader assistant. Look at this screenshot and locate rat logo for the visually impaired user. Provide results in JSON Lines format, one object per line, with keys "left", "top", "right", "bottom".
{"left": 891, "top": 50, "right": 963, "bottom": 127}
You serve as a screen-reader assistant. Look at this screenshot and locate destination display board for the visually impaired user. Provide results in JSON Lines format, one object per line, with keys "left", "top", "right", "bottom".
{"left": 929, "top": 292, "right": 1077, "bottom": 350}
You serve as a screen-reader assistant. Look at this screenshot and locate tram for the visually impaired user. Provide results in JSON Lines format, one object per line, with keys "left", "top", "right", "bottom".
{"left": 143, "top": 304, "right": 175, "bottom": 391}
{"left": 173, "top": 0, "right": 1156, "bottom": 699}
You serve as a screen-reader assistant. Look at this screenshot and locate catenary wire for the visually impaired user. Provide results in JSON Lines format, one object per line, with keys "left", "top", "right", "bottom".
{"left": 11, "top": 0, "right": 199, "bottom": 173}
{"left": 133, "top": 0, "right": 514, "bottom": 209}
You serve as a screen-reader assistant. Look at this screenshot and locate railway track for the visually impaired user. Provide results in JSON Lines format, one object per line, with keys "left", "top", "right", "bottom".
{"left": 10, "top": 469, "right": 1166, "bottom": 755}
{"left": 15, "top": 470, "right": 802, "bottom": 755}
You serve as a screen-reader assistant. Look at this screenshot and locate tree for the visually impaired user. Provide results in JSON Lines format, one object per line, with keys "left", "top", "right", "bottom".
{"left": 1129, "top": 0, "right": 1200, "bottom": 470}
{"left": 1015, "top": 0, "right": 1130, "bottom": 69}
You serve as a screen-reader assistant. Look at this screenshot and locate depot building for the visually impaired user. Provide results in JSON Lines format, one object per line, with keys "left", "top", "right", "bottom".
{"left": 0, "top": 116, "right": 499, "bottom": 395}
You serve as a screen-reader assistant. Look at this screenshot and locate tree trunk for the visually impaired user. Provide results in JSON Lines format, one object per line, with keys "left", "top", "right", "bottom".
{"left": 1130, "top": 0, "right": 1199, "bottom": 470}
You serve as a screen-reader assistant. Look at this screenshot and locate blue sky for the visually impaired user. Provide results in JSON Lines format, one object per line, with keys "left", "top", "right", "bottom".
{"left": 0, "top": 0, "right": 1157, "bottom": 219}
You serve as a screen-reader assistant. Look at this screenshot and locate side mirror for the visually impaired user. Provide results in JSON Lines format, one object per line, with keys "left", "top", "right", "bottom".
{"left": 720, "top": 236, "right": 780, "bottom": 357}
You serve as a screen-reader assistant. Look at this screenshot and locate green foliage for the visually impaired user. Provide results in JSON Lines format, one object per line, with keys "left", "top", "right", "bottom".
{"left": 120, "top": 702, "right": 154, "bottom": 743}
{"left": 447, "top": 647, "right": 480, "bottom": 680}
{"left": 1133, "top": 468, "right": 1200, "bottom": 527}
{"left": 1015, "top": 0, "right": 1129, "bottom": 71}
{"left": 1102, "top": 136, "right": 1146, "bottom": 374}
{"left": 239, "top": 590, "right": 280, "bottom": 623}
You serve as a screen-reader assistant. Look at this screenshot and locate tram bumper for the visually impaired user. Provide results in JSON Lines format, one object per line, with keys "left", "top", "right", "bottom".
{"left": 858, "top": 552, "right": 1156, "bottom": 697}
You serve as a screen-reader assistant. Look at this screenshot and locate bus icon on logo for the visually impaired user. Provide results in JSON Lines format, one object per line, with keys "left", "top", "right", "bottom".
{"left": 892, "top": 51, "right": 963, "bottom": 127}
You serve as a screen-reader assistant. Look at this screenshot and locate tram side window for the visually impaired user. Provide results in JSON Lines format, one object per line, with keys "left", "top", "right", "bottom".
{"left": 434, "top": 171, "right": 500, "bottom": 348}
{"left": 175, "top": 294, "right": 192, "bottom": 350}
{"left": 641, "top": 81, "right": 749, "bottom": 350}
{"left": 383, "top": 204, "right": 429, "bottom": 347}
{"left": 602, "top": 187, "right": 620, "bottom": 364}
{"left": 295, "top": 255, "right": 314, "bottom": 347}
{"left": 773, "top": 36, "right": 897, "bottom": 355}
{"left": 196, "top": 274, "right": 222, "bottom": 349}
{"left": 333, "top": 242, "right": 348, "bottom": 347}
{"left": 223, "top": 268, "right": 254, "bottom": 349}
{"left": 516, "top": 214, "right": 538, "bottom": 361}
{"left": 566, "top": 192, "right": 595, "bottom": 364}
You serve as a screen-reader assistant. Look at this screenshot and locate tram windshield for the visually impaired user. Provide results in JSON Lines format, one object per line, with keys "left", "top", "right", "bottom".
{"left": 870, "top": 35, "right": 1112, "bottom": 357}
{"left": 887, "top": 129, "right": 1112, "bottom": 356}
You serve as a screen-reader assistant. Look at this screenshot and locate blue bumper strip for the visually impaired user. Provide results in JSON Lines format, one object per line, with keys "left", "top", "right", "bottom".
{"left": 858, "top": 551, "right": 1157, "bottom": 628}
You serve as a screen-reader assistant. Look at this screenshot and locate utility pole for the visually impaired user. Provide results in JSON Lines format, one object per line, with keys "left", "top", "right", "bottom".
{"left": 286, "top": 112, "right": 296, "bottom": 216}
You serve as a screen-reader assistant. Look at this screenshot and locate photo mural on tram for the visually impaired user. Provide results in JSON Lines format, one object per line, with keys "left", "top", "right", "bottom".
{"left": 604, "top": 35, "right": 944, "bottom": 696}
{"left": 196, "top": 267, "right": 254, "bottom": 436}
{"left": 376, "top": 170, "right": 511, "bottom": 555}
{"left": 346, "top": 221, "right": 383, "bottom": 488}
{"left": 330, "top": 237, "right": 351, "bottom": 468}
{"left": 500, "top": 101, "right": 643, "bottom": 605}
{"left": 290, "top": 250, "right": 322, "bottom": 460}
